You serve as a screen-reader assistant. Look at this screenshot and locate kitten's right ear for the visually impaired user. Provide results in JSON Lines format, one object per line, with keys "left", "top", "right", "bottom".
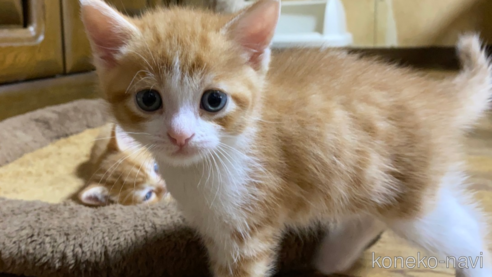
{"left": 79, "top": 0, "right": 138, "bottom": 68}
{"left": 78, "top": 183, "right": 110, "bottom": 206}
{"left": 224, "top": 0, "right": 280, "bottom": 71}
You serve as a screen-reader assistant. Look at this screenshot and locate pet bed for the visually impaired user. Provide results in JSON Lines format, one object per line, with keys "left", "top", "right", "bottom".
{"left": 0, "top": 99, "right": 345, "bottom": 277}
{"left": 0, "top": 96, "right": 491, "bottom": 276}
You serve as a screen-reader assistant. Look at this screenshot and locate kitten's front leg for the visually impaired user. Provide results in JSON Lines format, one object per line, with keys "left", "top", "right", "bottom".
{"left": 204, "top": 226, "right": 280, "bottom": 277}
{"left": 314, "top": 216, "right": 386, "bottom": 275}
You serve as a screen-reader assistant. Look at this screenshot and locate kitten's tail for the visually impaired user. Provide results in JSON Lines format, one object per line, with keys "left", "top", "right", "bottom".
{"left": 453, "top": 34, "right": 492, "bottom": 129}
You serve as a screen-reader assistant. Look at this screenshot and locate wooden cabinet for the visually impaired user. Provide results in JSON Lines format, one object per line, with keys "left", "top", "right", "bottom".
{"left": 338, "top": 0, "right": 492, "bottom": 47}
{"left": 61, "top": 0, "right": 93, "bottom": 74}
{"left": 0, "top": 0, "right": 168, "bottom": 82}
{"left": 375, "top": 0, "right": 492, "bottom": 47}
{"left": 61, "top": 0, "right": 165, "bottom": 74}
{"left": 0, "top": 0, "right": 169, "bottom": 120}
{"left": 0, "top": 0, "right": 63, "bottom": 84}
{"left": 0, "top": 0, "right": 24, "bottom": 27}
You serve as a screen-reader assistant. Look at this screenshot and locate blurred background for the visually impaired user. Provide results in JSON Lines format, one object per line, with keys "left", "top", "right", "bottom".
{"left": 0, "top": 0, "right": 491, "bottom": 120}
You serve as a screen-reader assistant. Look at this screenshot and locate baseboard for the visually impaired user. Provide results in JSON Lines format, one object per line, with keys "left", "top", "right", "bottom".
{"left": 350, "top": 45, "right": 492, "bottom": 70}
{"left": 0, "top": 72, "right": 99, "bottom": 121}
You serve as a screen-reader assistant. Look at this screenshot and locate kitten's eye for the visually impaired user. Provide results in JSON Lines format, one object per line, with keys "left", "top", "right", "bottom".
{"left": 201, "top": 90, "right": 227, "bottom": 113}
{"left": 143, "top": 190, "right": 155, "bottom": 202}
{"left": 153, "top": 162, "right": 159, "bottom": 173}
{"left": 136, "top": 89, "right": 162, "bottom": 112}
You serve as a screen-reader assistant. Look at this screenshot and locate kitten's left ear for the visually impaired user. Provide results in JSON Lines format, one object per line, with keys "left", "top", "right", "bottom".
{"left": 78, "top": 183, "right": 110, "bottom": 206}
{"left": 224, "top": 0, "right": 280, "bottom": 71}
{"left": 109, "top": 124, "right": 139, "bottom": 151}
{"left": 80, "top": 0, "right": 138, "bottom": 68}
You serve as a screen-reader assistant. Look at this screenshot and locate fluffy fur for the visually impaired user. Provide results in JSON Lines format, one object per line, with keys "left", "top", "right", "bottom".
{"left": 80, "top": 0, "right": 492, "bottom": 276}
{"left": 78, "top": 123, "right": 168, "bottom": 206}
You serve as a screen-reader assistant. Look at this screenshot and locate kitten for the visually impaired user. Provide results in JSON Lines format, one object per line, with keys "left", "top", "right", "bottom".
{"left": 78, "top": 123, "right": 168, "bottom": 206}
{"left": 80, "top": 0, "right": 492, "bottom": 276}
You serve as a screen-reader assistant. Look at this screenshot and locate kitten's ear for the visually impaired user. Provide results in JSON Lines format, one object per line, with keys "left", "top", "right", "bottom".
{"left": 79, "top": 183, "right": 110, "bottom": 206}
{"left": 79, "top": 0, "right": 138, "bottom": 68}
{"left": 224, "top": 0, "right": 280, "bottom": 71}
{"left": 108, "top": 124, "right": 138, "bottom": 151}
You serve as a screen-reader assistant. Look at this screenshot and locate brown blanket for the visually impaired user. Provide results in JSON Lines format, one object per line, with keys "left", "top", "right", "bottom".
{"left": 0, "top": 99, "right": 108, "bottom": 167}
{"left": 0, "top": 197, "right": 335, "bottom": 277}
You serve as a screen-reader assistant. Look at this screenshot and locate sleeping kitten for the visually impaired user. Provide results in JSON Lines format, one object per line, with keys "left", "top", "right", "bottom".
{"left": 80, "top": 0, "right": 492, "bottom": 276}
{"left": 78, "top": 123, "right": 168, "bottom": 206}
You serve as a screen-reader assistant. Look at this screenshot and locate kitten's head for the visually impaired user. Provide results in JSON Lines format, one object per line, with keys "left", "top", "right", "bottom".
{"left": 78, "top": 124, "right": 167, "bottom": 206}
{"left": 80, "top": 0, "right": 280, "bottom": 166}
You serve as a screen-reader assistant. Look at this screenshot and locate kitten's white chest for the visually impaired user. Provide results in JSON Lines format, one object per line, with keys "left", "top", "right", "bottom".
{"left": 158, "top": 150, "right": 255, "bottom": 238}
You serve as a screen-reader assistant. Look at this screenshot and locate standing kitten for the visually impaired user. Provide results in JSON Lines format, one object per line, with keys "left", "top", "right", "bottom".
{"left": 78, "top": 123, "right": 168, "bottom": 206}
{"left": 80, "top": 0, "right": 492, "bottom": 276}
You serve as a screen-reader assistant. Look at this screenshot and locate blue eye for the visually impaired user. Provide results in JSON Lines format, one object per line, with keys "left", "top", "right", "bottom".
{"left": 143, "top": 190, "right": 154, "bottom": 201}
{"left": 153, "top": 162, "right": 159, "bottom": 173}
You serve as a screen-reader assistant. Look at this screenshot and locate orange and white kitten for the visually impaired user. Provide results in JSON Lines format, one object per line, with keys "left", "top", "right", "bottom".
{"left": 80, "top": 0, "right": 492, "bottom": 276}
{"left": 78, "top": 123, "right": 168, "bottom": 206}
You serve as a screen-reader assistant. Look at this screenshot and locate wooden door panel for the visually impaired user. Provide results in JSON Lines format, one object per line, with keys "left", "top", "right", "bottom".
{"left": 0, "top": 0, "right": 63, "bottom": 84}
{"left": 0, "top": 0, "right": 24, "bottom": 27}
{"left": 375, "top": 0, "right": 492, "bottom": 47}
{"left": 61, "top": 0, "right": 93, "bottom": 74}
{"left": 62, "top": 0, "right": 169, "bottom": 74}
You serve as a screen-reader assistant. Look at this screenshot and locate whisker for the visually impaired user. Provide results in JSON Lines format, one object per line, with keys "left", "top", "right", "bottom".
{"left": 250, "top": 117, "right": 280, "bottom": 124}
{"left": 118, "top": 150, "right": 155, "bottom": 204}
{"left": 108, "top": 145, "right": 150, "bottom": 194}
{"left": 219, "top": 142, "right": 268, "bottom": 176}
{"left": 217, "top": 143, "right": 249, "bottom": 158}
{"left": 91, "top": 133, "right": 155, "bottom": 142}
{"left": 195, "top": 152, "right": 206, "bottom": 189}
{"left": 209, "top": 152, "right": 223, "bottom": 207}
{"left": 134, "top": 144, "right": 155, "bottom": 203}
{"left": 131, "top": 150, "right": 149, "bottom": 204}
{"left": 216, "top": 146, "right": 235, "bottom": 180}
{"left": 101, "top": 143, "right": 151, "bottom": 191}
{"left": 86, "top": 142, "right": 145, "bottom": 186}
{"left": 204, "top": 150, "right": 213, "bottom": 186}
{"left": 125, "top": 49, "right": 156, "bottom": 73}
{"left": 141, "top": 38, "right": 160, "bottom": 77}
{"left": 125, "top": 69, "right": 149, "bottom": 95}
{"left": 108, "top": 170, "right": 126, "bottom": 196}
{"left": 129, "top": 75, "right": 156, "bottom": 90}
{"left": 118, "top": 145, "right": 152, "bottom": 201}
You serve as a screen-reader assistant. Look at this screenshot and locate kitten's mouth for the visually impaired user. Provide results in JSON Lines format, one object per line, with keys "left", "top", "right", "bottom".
{"left": 171, "top": 146, "right": 198, "bottom": 157}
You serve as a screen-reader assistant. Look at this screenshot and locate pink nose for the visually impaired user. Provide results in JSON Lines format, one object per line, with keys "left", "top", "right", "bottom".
{"left": 167, "top": 131, "right": 194, "bottom": 147}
